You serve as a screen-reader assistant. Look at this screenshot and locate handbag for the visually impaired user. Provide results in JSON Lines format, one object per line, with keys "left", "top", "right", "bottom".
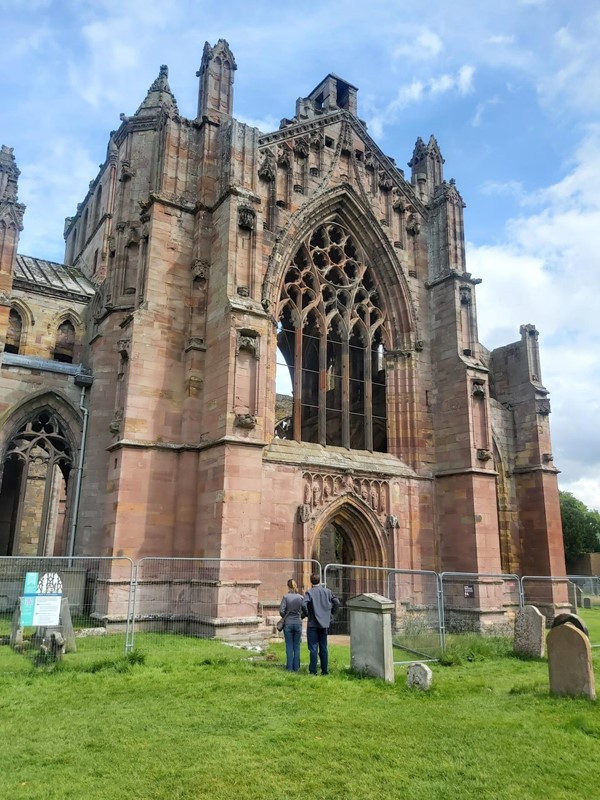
{"left": 276, "top": 616, "right": 285, "bottom": 632}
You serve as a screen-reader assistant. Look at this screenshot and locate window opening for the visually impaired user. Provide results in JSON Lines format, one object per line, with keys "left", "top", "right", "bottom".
{"left": 0, "top": 410, "right": 73, "bottom": 556}
{"left": 54, "top": 320, "right": 76, "bottom": 363}
{"left": 5, "top": 308, "right": 23, "bottom": 354}
{"left": 276, "top": 222, "right": 387, "bottom": 451}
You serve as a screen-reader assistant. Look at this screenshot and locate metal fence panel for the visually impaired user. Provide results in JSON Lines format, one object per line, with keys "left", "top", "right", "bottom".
{"left": 440, "top": 572, "right": 522, "bottom": 637}
{"left": 323, "top": 563, "right": 443, "bottom": 661}
{"left": 0, "top": 556, "right": 134, "bottom": 669}
{"left": 131, "top": 557, "right": 320, "bottom": 650}
{"left": 521, "top": 574, "right": 600, "bottom": 648}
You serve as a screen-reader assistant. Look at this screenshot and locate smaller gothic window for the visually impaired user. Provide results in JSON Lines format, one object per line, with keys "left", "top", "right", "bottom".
{"left": 5, "top": 309, "right": 23, "bottom": 354}
{"left": 54, "top": 320, "right": 76, "bottom": 364}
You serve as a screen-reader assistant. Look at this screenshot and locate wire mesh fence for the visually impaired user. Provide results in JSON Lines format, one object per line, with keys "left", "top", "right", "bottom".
{"left": 131, "top": 558, "right": 321, "bottom": 650}
{"left": 323, "top": 563, "right": 444, "bottom": 661}
{"left": 0, "top": 556, "right": 134, "bottom": 667}
{"left": 522, "top": 575, "right": 600, "bottom": 648}
{"left": 2, "top": 553, "right": 600, "bottom": 670}
{"left": 440, "top": 572, "right": 522, "bottom": 639}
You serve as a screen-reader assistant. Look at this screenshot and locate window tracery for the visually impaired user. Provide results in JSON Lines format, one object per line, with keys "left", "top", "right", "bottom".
{"left": 276, "top": 222, "right": 387, "bottom": 451}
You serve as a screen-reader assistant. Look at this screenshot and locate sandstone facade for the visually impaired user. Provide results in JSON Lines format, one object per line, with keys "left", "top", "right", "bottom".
{"left": 0, "top": 42, "right": 566, "bottom": 627}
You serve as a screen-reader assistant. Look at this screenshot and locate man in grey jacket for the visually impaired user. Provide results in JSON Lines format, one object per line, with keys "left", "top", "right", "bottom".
{"left": 302, "top": 573, "right": 340, "bottom": 675}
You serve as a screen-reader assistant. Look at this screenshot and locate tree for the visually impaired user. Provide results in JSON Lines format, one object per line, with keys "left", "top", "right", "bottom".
{"left": 560, "top": 491, "right": 600, "bottom": 563}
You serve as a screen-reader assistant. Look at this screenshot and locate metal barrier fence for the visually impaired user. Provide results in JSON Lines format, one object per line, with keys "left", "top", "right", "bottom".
{"left": 0, "top": 556, "right": 134, "bottom": 664}
{"left": 2, "top": 555, "right": 600, "bottom": 668}
{"left": 130, "top": 557, "right": 321, "bottom": 650}
{"left": 523, "top": 575, "right": 600, "bottom": 648}
{"left": 440, "top": 572, "right": 522, "bottom": 637}
{"left": 323, "top": 563, "right": 444, "bottom": 661}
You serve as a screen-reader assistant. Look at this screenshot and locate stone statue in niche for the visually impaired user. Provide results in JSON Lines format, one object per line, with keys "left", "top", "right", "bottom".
{"left": 238, "top": 206, "right": 256, "bottom": 231}
{"left": 312, "top": 484, "right": 322, "bottom": 507}
{"left": 237, "top": 333, "right": 258, "bottom": 358}
{"left": 297, "top": 504, "right": 311, "bottom": 523}
{"left": 406, "top": 216, "right": 420, "bottom": 236}
{"left": 304, "top": 484, "right": 311, "bottom": 505}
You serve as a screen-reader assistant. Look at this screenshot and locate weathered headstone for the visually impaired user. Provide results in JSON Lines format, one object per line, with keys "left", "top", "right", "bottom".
{"left": 514, "top": 605, "right": 545, "bottom": 658}
{"left": 575, "top": 585, "right": 583, "bottom": 608}
{"left": 567, "top": 581, "right": 577, "bottom": 612}
{"left": 547, "top": 622, "right": 596, "bottom": 700}
{"left": 583, "top": 597, "right": 592, "bottom": 610}
{"left": 551, "top": 612, "right": 589, "bottom": 638}
{"left": 347, "top": 593, "right": 395, "bottom": 683}
{"left": 406, "top": 662, "right": 432, "bottom": 690}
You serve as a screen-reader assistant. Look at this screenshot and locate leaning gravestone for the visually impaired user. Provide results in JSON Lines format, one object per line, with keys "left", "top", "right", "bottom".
{"left": 406, "top": 662, "right": 432, "bottom": 691}
{"left": 514, "top": 605, "right": 545, "bottom": 658}
{"left": 551, "top": 612, "right": 589, "bottom": 638}
{"left": 547, "top": 622, "right": 596, "bottom": 700}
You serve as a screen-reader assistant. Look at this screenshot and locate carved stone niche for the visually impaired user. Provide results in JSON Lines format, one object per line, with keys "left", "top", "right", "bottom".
{"left": 258, "top": 152, "right": 276, "bottom": 182}
{"left": 238, "top": 206, "right": 256, "bottom": 231}
{"left": 235, "top": 413, "right": 256, "bottom": 429}
{"left": 236, "top": 331, "right": 259, "bottom": 358}
{"left": 472, "top": 379, "right": 485, "bottom": 399}
{"left": 406, "top": 216, "right": 420, "bottom": 236}
{"left": 118, "top": 339, "right": 130, "bottom": 359}
{"left": 536, "top": 398, "right": 551, "bottom": 416}
{"left": 477, "top": 448, "right": 493, "bottom": 462}
{"left": 460, "top": 286, "right": 472, "bottom": 306}
{"left": 192, "top": 259, "right": 209, "bottom": 282}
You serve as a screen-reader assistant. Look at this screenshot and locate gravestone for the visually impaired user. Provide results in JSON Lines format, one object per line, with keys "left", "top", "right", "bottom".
{"left": 567, "top": 581, "right": 577, "bottom": 612}
{"left": 406, "top": 662, "right": 432, "bottom": 690}
{"left": 514, "top": 605, "right": 545, "bottom": 658}
{"left": 551, "top": 612, "right": 589, "bottom": 638}
{"left": 583, "top": 597, "right": 592, "bottom": 610}
{"left": 347, "top": 593, "right": 395, "bottom": 683}
{"left": 547, "top": 622, "right": 596, "bottom": 700}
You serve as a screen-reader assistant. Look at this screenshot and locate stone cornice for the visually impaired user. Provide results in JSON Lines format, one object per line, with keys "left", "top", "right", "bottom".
{"left": 107, "top": 435, "right": 267, "bottom": 453}
{"left": 425, "top": 270, "right": 483, "bottom": 290}
{"left": 12, "top": 278, "right": 92, "bottom": 304}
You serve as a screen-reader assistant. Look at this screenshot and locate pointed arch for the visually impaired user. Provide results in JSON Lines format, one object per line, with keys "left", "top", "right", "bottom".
{"left": 0, "top": 391, "right": 82, "bottom": 557}
{"left": 263, "top": 183, "right": 418, "bottom": 347}
{"left": 311, "top": 494, "right": 388, "bottom": 568}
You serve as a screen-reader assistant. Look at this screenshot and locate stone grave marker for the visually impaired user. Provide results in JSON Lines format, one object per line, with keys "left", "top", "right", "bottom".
{"left": 547, "top": 622, "right": 596, "bottom": 700}
{"left": 514, "top": 605, "right": 545, "bottom": 658}
{"left": 347, "top": 593, "right": 395, "bottom": 683}
{"left": 583, "top": 597, "right": 592, "bottom": 610}
{"left": 406, "top": 662, "right": 432, "bottom": 690}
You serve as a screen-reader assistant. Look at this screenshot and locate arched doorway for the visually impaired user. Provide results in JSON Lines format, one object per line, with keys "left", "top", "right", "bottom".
{"left": 311, "top": 500, "right": 387, "bottom": 632}
{"left": 0, "top": 410, "right": 75, "bottom": 556}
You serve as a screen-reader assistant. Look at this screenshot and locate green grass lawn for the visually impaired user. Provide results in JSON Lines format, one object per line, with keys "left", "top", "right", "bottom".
{"left": 1, "top": 627, "right": 600, "bottom": 800}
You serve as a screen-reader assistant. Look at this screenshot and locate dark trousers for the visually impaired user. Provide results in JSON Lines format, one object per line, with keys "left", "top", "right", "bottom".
{"left": 307, "top": 626, "right": 329, "bottom": 675}
{"left": 283, "top": 624, "right": 301, "bottom": 671}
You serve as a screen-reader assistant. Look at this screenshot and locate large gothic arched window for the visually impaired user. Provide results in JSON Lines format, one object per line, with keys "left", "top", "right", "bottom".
{"left": 276, "top": 222, "right": 387, "bottom": 452}
{"left": 0, "top": 411, "right": 73, "bottom": 556}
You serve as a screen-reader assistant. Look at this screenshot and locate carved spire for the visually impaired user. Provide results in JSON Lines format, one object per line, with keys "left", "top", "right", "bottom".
{"left": 0, "top": 145, "right": 25, "bottom": 230}
{"left": 135, "top": 65, "right": 179, "bottom": 117}
{"left": 196, "top": 39, "right": 237, "bottom": 119}
{"left": 408, "top": 134, "right": 444, "bottom": 201}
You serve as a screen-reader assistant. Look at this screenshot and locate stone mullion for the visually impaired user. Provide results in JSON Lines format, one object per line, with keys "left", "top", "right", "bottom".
{"left": 318, "top": 324, "right": 327, "bottom": 445}
{"left": 365, "top": 334, "right": 373, "bottom": 451}
{"left": 342, "top": 337, "right": 350, "bottom": 448}
{"left": 293, "top": 316, "right": 303, "bottom": 442}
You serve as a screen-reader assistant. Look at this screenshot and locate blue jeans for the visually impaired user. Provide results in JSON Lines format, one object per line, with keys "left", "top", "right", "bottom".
{"left": 307, "top": 626, "right": 329, "bottom": 675}
{"left": 284, "top": 624, "right": 301, "bottom": 671}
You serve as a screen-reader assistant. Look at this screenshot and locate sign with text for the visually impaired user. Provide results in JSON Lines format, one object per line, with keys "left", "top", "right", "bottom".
{"left": 20, "top": 571, "right": 62, "bottom": 627}
{"left": 463, "top": 584, "right": 475, "bottom": 599}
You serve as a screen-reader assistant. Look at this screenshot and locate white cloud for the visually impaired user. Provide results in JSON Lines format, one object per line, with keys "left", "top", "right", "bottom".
{"left": 471, "top": 96, "right": 500, "bottom": 127}
{"left": 393, "top": 28, "right": 443, "bottom": 61}
{"left": 469, "top": 128, "right": 600, "bottom": 510}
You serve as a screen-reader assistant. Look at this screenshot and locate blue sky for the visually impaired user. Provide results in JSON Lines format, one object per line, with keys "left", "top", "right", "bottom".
{"left": 2, "top": 0, "right": 599, "bottom": 510}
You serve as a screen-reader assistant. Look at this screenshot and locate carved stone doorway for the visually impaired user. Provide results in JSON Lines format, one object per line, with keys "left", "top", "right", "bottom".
{"left": 311, "top": 508, "right": 385, "bottom": 634}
